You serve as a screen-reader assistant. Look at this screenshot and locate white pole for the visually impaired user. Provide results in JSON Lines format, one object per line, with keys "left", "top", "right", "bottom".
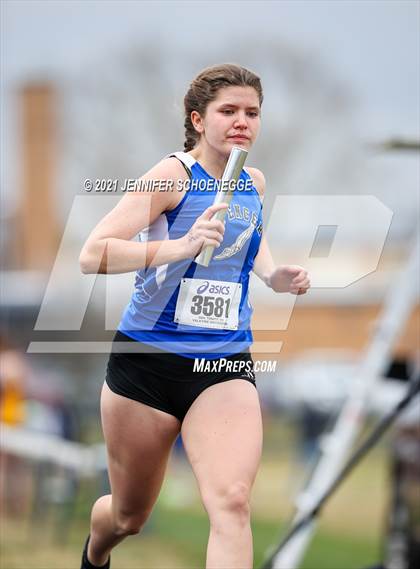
{"left": 270, "top": 234, "right": 419, "bottom": 569}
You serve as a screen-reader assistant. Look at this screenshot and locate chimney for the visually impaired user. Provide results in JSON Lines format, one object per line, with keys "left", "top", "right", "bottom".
{"left": 18, "top": 83, "right": 60, "bottom": 270}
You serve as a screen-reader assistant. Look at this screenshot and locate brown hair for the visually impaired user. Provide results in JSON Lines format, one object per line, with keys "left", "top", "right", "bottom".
{"left": 183, "top": 63, "right": 263, "bottom": 152}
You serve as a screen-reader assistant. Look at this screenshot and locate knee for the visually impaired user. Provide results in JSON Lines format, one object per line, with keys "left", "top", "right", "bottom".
{"left": 113, "top": 509, "right": 150, "bottom": 537}
{"left": 204, "top": 481, "right": 251, "bottom": 523}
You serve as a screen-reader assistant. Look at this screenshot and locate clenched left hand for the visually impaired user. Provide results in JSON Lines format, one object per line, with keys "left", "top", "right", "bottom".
{"left": 268, "top": 265, "right": 311, "bottom": 295}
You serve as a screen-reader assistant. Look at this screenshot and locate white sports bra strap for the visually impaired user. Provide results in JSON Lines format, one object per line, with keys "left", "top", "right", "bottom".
{"left": 166, "top": 151, "right": 196, "bottom": 177}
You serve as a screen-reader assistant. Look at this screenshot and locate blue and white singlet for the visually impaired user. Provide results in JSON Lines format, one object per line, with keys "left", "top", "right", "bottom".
{"left": 118, "top": 151, "right": 263, "bottom": 359}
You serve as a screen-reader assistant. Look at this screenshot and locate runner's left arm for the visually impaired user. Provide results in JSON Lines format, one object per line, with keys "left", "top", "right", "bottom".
{"left": 247, "top": 167, "right": 310, "bottom": 295}
{"left": 246, "top": 167, "right": 275, "bottom": 286}
{"left": 252, "top": 234, "right": 276, "bottom": 286}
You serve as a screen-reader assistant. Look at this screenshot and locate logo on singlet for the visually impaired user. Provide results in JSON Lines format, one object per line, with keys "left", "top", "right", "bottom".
{"left": 214, "top": 205, "right": 263, "bottom": 261}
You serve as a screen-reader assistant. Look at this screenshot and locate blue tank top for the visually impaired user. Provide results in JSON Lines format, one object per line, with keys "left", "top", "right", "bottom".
{"left": 118, "top": 152, "right": 263, "bottom": 359}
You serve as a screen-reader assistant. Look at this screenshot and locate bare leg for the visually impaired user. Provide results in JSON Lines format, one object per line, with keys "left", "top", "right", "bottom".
{"left": 181, "top": 380, "right": 263, "bottom": 569}
{"left": 87, "top": 382, "right": 181, "bottom": 566}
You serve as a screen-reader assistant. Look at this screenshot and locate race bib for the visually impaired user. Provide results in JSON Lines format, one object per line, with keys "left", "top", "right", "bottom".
{"left": 174, "top": 278, "right": 242, "bottom": 330}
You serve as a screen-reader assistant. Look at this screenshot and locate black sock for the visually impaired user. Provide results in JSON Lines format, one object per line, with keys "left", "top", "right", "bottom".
{"left": 81, "top": 535, "right": 110, "bottom": 569}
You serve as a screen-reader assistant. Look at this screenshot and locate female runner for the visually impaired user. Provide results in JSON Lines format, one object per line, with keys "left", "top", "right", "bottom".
{"left": 79, "top": 63, "right": 310, "bottom": 569}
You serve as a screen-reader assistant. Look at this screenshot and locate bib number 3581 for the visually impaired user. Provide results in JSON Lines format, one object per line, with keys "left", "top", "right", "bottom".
{"left": 174, "top": 278, "right": 242, "bottom": 330}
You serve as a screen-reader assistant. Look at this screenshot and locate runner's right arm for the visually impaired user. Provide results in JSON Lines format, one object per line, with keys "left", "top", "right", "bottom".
{"left": 79, "top": 159, "right": 226, "bottom": 274}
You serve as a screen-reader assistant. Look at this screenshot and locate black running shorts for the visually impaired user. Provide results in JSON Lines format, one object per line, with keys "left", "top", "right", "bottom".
{"left": 105, "top": 331, "right": 257, "bottom": 422}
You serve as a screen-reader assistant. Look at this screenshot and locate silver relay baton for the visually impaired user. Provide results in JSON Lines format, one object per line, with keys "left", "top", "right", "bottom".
{"left": 194, "top": 146, "right": 248, "bottom": 267}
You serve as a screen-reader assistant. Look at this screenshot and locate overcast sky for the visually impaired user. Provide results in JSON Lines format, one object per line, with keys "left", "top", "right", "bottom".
{"left": 2, "top": 0, "right": 419, "bottom": 127}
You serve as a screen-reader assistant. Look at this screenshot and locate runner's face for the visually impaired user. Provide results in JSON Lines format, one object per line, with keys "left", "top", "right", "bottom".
{"left": 193, "top": 86, "right": 261, "bottom": 154}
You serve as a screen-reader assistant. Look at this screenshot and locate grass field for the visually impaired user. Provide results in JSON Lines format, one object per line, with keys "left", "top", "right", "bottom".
{"left": 1, "top": 506, "right": 382, "bottom": 569}
{"left": 1, "top": 441, "right": 389, "bottom": 569}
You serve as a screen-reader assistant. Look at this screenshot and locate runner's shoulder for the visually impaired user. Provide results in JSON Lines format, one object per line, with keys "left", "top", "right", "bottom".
{"left": 138, "top": 157, "right": 190, "bottom": 209}
{"left": 141, "top": 156, "right": 190, "bottom": 184}
{"left": 245, "top": 167, "right": 265, "bottom": 199}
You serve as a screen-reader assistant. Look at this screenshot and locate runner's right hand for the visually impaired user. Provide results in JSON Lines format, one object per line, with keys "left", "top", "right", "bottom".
{"left": 178, "top": 203, "right": 228, "bottom": 259}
